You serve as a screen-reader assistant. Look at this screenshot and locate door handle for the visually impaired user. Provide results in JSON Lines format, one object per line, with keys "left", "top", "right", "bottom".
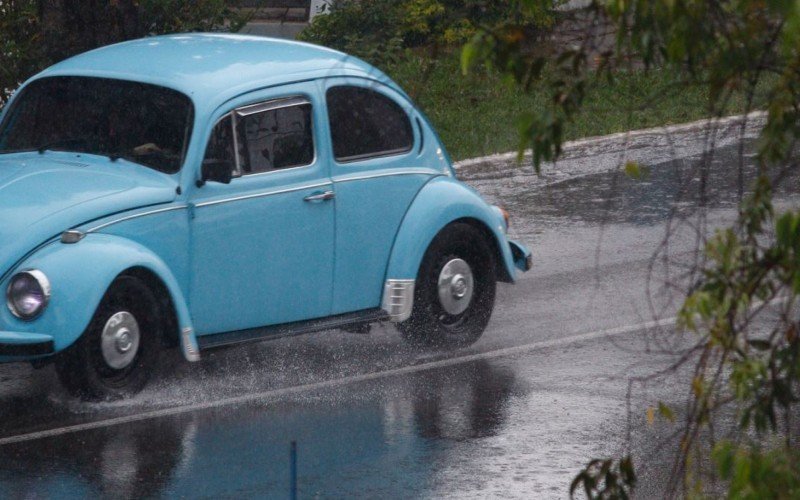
{"left": 303, "top": 190, "right": 335, "bottom": 202}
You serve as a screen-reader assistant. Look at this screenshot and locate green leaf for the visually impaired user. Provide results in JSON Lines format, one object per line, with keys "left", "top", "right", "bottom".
{"left": 713, "top": 441, "right": 735, "bottom": 479}
{"left": 620, "top": 456, "right": 636, "bottom": 484}
{"left": 658, "top": 402, "right": 675, "bottom": 422}
{"left": 624, "top": 161, "right": 644, "bottom": 180}
{"left": 460, "top": 40, "right": 479, "bottom": 75}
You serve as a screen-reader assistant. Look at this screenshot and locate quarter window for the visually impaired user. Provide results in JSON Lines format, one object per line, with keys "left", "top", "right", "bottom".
{"left": 326, "top": 86, "right": 413, "bottom": 162}
{"left": 203, "top": 115, "right": 237, "bottom": 174}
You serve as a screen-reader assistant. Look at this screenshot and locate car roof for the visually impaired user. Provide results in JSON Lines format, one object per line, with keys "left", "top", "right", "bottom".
{"left": 33, "top": 33, "right": 396, "bottom": 113}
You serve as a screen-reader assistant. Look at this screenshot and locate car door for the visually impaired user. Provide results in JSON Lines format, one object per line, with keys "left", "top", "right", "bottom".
{"left": 321, "top": 78, "right": 440, "bottom": 315}
{"left": 188, "top": 84, "right": 335, "bottom": 335}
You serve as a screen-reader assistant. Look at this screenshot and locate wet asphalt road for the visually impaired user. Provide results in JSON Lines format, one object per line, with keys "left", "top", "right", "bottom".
{"left": 1, "top": 117, "right": 798, "bottom": 498}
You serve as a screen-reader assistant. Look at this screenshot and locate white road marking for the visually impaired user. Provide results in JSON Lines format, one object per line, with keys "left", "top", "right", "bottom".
{"left": 0, "top": 317, "right": 677, "bottom": 447}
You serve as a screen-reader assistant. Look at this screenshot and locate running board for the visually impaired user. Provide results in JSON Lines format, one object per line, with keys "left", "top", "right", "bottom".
{"left": 197, "top": 308, "right": 390, "bottom": 351}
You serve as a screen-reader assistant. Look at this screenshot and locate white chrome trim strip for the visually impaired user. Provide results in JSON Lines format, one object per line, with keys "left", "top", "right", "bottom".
{"left": 236, "top": 96, "right": 311, "bottom": 117}
{"left": 86, "top": 205, "right": 189, "bottom": 233}
{"left": 194, "top": 181, "right": 332, "bottom": 208}
{"left": 231, "top": 112, "right": 243, "bottom": 177}
{"left": 333, "top": 169, "right": 442, "bottom": 184}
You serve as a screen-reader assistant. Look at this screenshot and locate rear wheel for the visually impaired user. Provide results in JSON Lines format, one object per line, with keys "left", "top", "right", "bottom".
{"left": 398, "top": 223, "right": 496, "bottom": 349}
{"left": 55, "top": 276, "right": 161, "bottom": 401}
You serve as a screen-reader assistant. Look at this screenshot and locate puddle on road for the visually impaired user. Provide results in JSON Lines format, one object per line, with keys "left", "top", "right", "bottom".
{"left": 464, "top": 141, "right": 800, "bottom": 238}
{"left": 0, "top": 329, "right": 691, "bottom": 498}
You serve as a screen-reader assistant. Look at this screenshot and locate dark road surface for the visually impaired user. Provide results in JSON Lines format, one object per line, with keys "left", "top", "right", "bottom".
{"left": 1, "top": 118, "right": 798, "bottom": 498}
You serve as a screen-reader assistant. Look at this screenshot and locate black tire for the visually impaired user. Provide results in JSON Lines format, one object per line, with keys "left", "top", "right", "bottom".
{"left": 398, "top": 222, "right": 497, "bottom": 349}
{"left": 55, "top": 276, "right": 161, "bottom": 401}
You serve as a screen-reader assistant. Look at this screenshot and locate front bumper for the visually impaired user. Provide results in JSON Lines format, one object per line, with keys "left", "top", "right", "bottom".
{"left": 509, "top": 240, "right": 532, "bottom": 272}
{"left": 0, "top": 331, "right": 55, "bottom": 357}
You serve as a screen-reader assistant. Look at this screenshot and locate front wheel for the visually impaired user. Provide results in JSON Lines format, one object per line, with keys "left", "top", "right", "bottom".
{"left": 55, "top": 276, "right": 161, "bottom": 401}
{"left": 398, "top": 223, "right": 497, "bottom": 349}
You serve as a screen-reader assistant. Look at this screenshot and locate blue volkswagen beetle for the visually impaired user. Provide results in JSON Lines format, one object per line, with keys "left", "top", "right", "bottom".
{"left": 0, "top": 34, "right": 531, "bottom": 400}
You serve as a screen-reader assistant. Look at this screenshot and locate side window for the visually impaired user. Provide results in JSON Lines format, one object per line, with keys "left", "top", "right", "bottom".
{"left": 202, "top": 115, "right": 237, "bottom": 174}
{"left": 326, "top": 86, "right": 414, "bottom": 162}
{"left": 237, "top": 102, "right": 314, "bottom": 174}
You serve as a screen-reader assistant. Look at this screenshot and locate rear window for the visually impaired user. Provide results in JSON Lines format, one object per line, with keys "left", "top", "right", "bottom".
{"left": 326, "top": 86, "right": 413, "bottom": 163}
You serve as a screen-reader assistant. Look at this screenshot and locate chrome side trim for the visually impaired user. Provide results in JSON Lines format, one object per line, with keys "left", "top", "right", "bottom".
{"left": 381, "top": 279, "right": 415, "bottom": 322}
{"left": 86, "top": 205, "right": 189, "bottom": 233}
{"left": 181, "top": 327, "right": 201, "bottom": 362}
{"left": 333, "top": 170, "right": 442, "bottom": 184}
{"left": 194, "top": 181, "right": 331, "bottom": 208}
{"left": 236, "top": 96, "right": 311, "bottom": 117}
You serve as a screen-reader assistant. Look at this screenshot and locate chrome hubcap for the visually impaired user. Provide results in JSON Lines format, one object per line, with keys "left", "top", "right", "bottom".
{"left": 437, "top": 258, "right": 474, "bottom": 316}
{"left": 101, "top": 311, "right": 140, "bottom": 370}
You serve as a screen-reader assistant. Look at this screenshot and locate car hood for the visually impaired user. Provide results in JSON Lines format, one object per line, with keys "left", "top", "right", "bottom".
{"left": 0, "top": 153, "right": 178, "bottom": 277}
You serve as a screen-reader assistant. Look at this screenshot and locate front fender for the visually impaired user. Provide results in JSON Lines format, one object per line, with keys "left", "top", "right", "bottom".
{"left": 385, "top": 177, "right": 519, "bottom": 283}
{"left": 0, "top": 234, "right": 197, "bottom": 359}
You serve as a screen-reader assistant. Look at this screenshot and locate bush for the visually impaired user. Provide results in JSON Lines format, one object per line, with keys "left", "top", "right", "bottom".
{"left": 298, "top": 0, "right": 406, "bottom": 67}
{"left": 0, "top": 0, "right": 40, "bottom": 104}
{"left": 139, "top": 0, "right": 249, "bottom": 35}
{"left": 298, "top": 0, "right": 554, "bottom": 68}
{"left": 0, "top": 0, "right": 248, "bottom": 109}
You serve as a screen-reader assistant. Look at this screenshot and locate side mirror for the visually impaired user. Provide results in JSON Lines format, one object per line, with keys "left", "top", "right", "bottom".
{"left": 198, "top": 159, "right": 234, "bottom": 186}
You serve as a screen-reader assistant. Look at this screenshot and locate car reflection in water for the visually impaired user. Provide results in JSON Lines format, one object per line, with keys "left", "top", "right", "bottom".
{"left": 0, "top": 418, "right": 189, "bottom": 498}
{"left": 0, "top": 360, "right": 520, "bottom": 497}
{"left": 411, "top": 360, "right": 517, "bottom": 441}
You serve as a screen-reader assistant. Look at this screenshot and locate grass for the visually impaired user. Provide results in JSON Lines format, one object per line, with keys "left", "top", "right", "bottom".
{"left": 388, "top": 51, "right": 756, "bottom": 161}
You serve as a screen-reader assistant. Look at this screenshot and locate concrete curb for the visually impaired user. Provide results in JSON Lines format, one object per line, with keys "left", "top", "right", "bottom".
{"left": 454, "top": 111, "right": 767, "bottom": 169}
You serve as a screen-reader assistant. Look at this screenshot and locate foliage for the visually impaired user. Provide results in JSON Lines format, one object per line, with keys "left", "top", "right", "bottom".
{"left": 139, "top": 0, "right": 249, "bottom": 35}
{"left": 0, "top": 0, "right": 40, "bottom": 104}
{"left": 297, "top": 0, "right": 406, "bottom": 67}
{"left": 298, "top": 0, "right": 554, "bottom": 68}
{"left": 391, "top": 51, "right": 745, "bottom": 160}
{"left": 713, "top": 441, "right": 800, "bottom": 499}
{"left": 0, "top": 0, "right": 247, "bottom": 109}
{"left": 570, "top": 456, "right": 636, "bottom": 499}
{"left": 463, "top": 0, "right": 800, "bottom": 497}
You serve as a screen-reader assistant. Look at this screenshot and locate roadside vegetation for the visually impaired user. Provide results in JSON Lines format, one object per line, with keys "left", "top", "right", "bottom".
{"left": 0, "top": 0, "right": 249, "bottom": 106}
{"left": 391, "top": 53, "right": 748, "bottom": 160}
{"left": 300, "top": 1, "right": 769, "bottom": 161}
{"left": 2, "top": 1, "right": 766, "bottom": 162}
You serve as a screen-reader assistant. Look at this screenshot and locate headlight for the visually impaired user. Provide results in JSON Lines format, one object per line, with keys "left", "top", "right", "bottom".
{"left": 7, "top": 270, "right": 51, "bottom": 320}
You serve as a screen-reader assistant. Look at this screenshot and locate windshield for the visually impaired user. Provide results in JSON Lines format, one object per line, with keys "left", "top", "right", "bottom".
{"left": 0, "top": 76, "right": 193, "bottom": 173}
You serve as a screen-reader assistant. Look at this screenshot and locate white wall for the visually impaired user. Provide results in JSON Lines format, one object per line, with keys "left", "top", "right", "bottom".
{"left": 309, "top": 0, "right": 333, "bottom": 20}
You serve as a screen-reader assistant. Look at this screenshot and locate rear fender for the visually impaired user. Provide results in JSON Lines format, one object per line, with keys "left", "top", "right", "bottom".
{"left": 385, "top": 177, "right": 518, "bottom": 284}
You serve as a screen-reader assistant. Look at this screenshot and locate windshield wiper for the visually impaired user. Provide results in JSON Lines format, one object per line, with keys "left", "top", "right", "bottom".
{"left": 0, "top": 147, "right": 40, "bottom": 155}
